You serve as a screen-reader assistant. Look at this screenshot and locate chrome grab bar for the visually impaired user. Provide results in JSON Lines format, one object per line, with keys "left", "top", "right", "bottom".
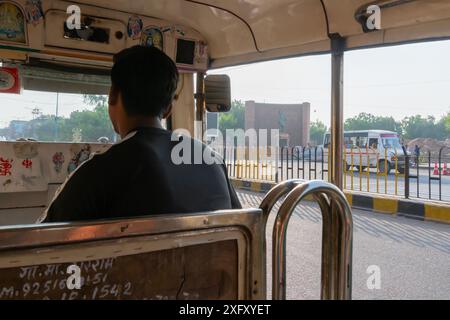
{"left": 259, "top": 179, "right": 306, "bottom": 223}
{"left": 269, "top": 180, "right": 353, "bottom": 300}
{"left": 258, "top": 179, "right": 305, "bottom": 299}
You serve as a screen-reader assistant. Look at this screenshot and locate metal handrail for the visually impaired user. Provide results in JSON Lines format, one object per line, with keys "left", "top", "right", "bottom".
{"left": 271, "top": 180, "right": 353, "bottom": 300}
{"left": 257, "top": 179, "right": 305, "bottom": 299}
{"left": 259, "top": 179, "right": 305, "bottom": 224}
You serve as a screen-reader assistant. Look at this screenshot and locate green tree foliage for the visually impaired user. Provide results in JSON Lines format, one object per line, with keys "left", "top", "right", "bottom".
{"left": 344, "top": 113, "right": 401, "bottom": 134}
{"left": 401, "top": 115, "right": 446, "bottom": 140}
{"left": 310, "top": 120, "right": 327, "bottom": 145}
{"left": 0, "top": 95, "right": 115, "bottom": 142}
{"left": 343, "top": 112, "right": 449, "bottom": 140}
{"left": 444, "top": 112, "right": 450, "bottom": 132}
{"left": 83, "top": 95, "right": 108, "bottom": 107}
{"left": 218, "top": 100, "right": 245, "bottom": 133}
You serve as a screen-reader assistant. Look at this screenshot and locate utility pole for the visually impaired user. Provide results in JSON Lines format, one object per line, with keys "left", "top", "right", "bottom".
{"left": 31, "top": 107, "right": 41, "bottom": 120}
{"left": 31, "top": 107, "right": 41, "bottom": 139}
{"left": 55, "top": 92, "right": 59, "bottom": 141}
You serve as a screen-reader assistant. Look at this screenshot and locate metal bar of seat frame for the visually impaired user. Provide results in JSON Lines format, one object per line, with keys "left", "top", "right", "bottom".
{"left": 259, "top": 179, "right": 353, "bottom": 300}
{"left": 0, "top": 180, "right": 352, "bottom": 301}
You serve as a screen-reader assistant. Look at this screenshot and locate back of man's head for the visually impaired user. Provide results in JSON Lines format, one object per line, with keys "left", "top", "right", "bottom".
{"left": 111, "top": 46, "right": 179, "bottom": 117}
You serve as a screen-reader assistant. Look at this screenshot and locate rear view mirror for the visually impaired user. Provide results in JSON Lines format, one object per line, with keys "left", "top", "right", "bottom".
{"left": 204, "top": 74, "right": 231, "bottom": 112}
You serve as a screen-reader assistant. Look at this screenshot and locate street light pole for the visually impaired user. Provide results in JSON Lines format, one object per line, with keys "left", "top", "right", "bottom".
{"left": 55, "top": 92, "right": 59, "bottom": 141}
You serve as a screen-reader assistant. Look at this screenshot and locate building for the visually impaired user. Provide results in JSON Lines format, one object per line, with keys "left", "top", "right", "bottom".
{"left": 245, "top": 101, "right": 310, "bottom": 147}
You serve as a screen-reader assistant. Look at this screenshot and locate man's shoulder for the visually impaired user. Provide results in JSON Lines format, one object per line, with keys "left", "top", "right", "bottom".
{"left": 68, "top": 151, "right": 106, "bottom": 179}
{"left": 97, "top": 131, "right": 142, "bottom": 158}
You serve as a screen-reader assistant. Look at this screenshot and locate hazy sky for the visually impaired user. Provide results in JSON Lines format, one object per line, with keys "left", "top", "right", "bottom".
{"left": 1, "top": 39, "right": 450, "bottom": 129}
{"left": 211, "top": 39, "right": 450, "bottom": 127}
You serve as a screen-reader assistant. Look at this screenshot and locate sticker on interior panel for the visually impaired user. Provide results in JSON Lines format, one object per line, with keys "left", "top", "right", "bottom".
{"left": 68, "top": 144, "right": 91, "bottom": 174}
{"left": 0, "top": 67, "right": 21, "bottom": 94}
{"left": 195, "top": 41, "right": 208, "bottom": 64}
{"left": 0, "top": 2, "right": 26, "bottom": 44}
{"left": 21, "top": 158, "right": 32, "bottom": 169}
{"left": 140, "top": 26, "right": 163, "bottom": 51}
{"left": 52, "top": 152, "right": 65, "bottom": 174}
{"left": 0, "top": 157, "right": 13, "bottom": 176}
{"left": 127, "top": 15, "right": 143, "bottom": 40}
{"left": 24, "top": 0, "right": 44, "bottom": 26}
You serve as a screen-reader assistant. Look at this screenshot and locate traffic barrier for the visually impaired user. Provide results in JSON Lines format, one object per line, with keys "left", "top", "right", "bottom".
{"left": 221, "top": 145, "right": 449, "bottom": 203}
{"left": 432, "top": 163, "right": 439, "bottom": 175}
{"left": 443, "top": 163, "right": 449, "bottom": 176}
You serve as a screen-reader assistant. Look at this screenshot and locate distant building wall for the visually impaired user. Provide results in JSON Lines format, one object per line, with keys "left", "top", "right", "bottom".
{"left": 245, "top": 101, "right": 310, "bottom": 147}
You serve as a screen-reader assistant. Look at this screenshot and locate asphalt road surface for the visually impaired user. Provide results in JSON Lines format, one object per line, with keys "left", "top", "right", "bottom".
{"left": 237, "top": 190, "right": 450, "bottom": 300}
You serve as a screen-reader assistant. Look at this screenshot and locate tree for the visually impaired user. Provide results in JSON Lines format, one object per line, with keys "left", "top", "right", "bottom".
{"left": 443, "top": 112, "right": 450, "bottom": 133}
{"left": 61, "top": 95, "right": 115, "bottom": 142}
{"left": 344, "top": 113, "right": 401, "bottom": 134}
{"left": 310, "top": 120, "right": 327, "bottom": 146}
{"left": 219, "top": 100, "right": 245, "bottom": 133}
{"left": 401, "top": 115, "right": 442, "bottom": 140}
{"left": 83, "top": 95, "right": 108, "bottom": 108}
{"left": 64, "top": 104, "right": 115, "bottom": 142}
{"left": 0, "top": 95, "right": 115, "bottom": 142}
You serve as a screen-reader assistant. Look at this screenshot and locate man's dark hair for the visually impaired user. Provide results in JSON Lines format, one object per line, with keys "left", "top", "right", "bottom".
{"left": 111, "top": 46, "right": 179, "bottom": 117}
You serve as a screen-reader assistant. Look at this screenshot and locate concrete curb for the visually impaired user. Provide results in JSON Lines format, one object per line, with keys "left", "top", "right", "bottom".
{"left": 231, "top": 178, "right": 450, "bottom": 225}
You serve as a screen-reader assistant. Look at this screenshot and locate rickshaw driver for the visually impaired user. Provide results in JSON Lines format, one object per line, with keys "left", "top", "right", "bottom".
{"left": 38, "top": 45, "right": 241, "bottom": 223}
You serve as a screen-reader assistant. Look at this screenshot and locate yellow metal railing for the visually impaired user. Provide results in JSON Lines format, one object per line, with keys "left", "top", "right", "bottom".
{"left": 225, "top": 146, "right": 408, "bottom": 197}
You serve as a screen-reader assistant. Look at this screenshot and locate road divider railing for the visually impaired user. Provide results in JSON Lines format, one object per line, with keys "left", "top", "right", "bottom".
{"left": 218, "top": 145, "right": 449, "bottom": 203}
{"left": 231, "top": 178, "right": 450, "bottom": 225}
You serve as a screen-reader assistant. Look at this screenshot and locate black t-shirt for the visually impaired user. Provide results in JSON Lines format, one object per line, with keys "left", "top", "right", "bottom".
{"left": 40, "top": 127, "right": 241, "bottom": 223}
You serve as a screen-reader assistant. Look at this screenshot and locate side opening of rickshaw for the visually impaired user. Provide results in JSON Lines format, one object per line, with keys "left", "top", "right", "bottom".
{"left": 0, "top": 0, "right": 449, "bottom": 300}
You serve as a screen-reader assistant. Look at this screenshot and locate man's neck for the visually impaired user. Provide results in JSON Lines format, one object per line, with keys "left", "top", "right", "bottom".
{"left": 119, "top": 117, "right": 164, "bottom": 138}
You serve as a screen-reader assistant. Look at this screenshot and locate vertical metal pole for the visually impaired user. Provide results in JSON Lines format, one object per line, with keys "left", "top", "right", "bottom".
{"left": 439, "top": 147, "right": 444, "bottom": 201}
{"left": 309, "top": 147, "right": 312, "bottom": 181}
{"left": 405, "top": 155, "right": 410, "bottom": 199}
{"left": 314, "top": 147, "right": 318, "bottom": 179}
{"left": 321, "top": 147, "right": 325, "bottom": 180}
{"left": 195, "top": 72, "right": 206, "bottom": 142}
{"left": 428, "top": 152, "right": 432, "bottom": 200}
{"left": 403, "top": 146, "right": 410, "bottom": 199}
{"left": 329, "top": 35, "right": 348, "bottom": 303}
{"left": 330, "top": 35, "right": 345, "bottom": 190}
{"left": 417, "top": 152, "right": 420, "bottom": 198}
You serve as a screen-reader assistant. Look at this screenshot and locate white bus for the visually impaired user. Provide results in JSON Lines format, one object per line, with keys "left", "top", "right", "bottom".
{"left": 324, "top": 130, "right": 407, "bottom": 174}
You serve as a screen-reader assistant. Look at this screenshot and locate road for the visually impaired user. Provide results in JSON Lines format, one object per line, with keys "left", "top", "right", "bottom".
{"left": 237, "top": 190, "right": 450, "bottom": 300}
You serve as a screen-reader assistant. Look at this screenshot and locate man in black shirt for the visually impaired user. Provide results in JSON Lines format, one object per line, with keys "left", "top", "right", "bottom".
{"left": 39, "top": 46, "right": 241, "bottom": 223}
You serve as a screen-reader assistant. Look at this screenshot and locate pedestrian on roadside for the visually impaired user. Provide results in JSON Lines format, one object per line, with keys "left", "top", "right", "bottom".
{"left": 414, "top": 145, "right": 421, "bottom": 167}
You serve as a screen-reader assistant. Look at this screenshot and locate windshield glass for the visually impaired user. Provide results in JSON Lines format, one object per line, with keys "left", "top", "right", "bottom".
{"left": 0, "top": 90, "right": 116, "bottom": 143}
{"left": 382, "top": 137, "right": 402, "bottom": 149}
